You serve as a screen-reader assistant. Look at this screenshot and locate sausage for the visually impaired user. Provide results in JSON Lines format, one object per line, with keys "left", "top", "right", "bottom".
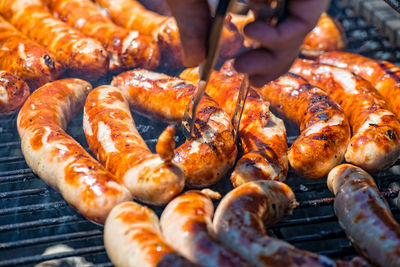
{"left": 17, "top": 79, "right": 131, "bottom": 224}
{"left": 94, "top": 0, "right": 243, "bottom": 67}
{"left": 328, "top": 164, "right": 400, "bottom": 267}
{"left": 180, "top": 61, "right": 288, "bottom": 187}
{"left": 300, "top": 13, "right": 346, "bottom": 58}
{"left": 160, "top": 191, "right": 251, "bottom": 267}
{"left": 44, "top": 0, "right": 160, "bottom": 72}
{"left": 83, "top": 85, "right": 185, "bottom": 205}
{"left": 0, "top": 16, "right": 63, "bottom": 89}
{"left": 213, "top": 180, "right": 370, "bottom": 267}
{"left": 0, "top": 0, "right": 109, "bottom": 81}
{"left": 105, "top": 201, "right": 197, "bottom": 267}
{"left": 0, "top": 70, "right": 30, "bottom": 115}
{"left": 111, "top": 69, "right": 237, "bottom": 187}
{"left": 258, "top": 73, "right": 350, "bottom": 179}
{"left": 318, "top": 51, "right": 400, "bottom": 120}
{"left": 290, "top": 59, "right": 400, "bottom": 172}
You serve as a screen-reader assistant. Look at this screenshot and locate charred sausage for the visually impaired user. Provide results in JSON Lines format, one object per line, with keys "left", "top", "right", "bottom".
{"left": 45, "top": 0, "right": 160, "bottom": 72}
{"left": 328, "top": 164, "right": 400, "bottom": 267}
{"left": 0, "top": 70, "right": 30, "bottom": 115}
{"left": 83, "top": 85, "right": 185, "bottom": 205}
{"left": 160, "top": 191, "right": 251, "bottom": 267}
{"left": 318, "top": 51, "right": 400, "bottom": 120}
{"left": 0, "top": 0, "right": 109, "bottom": 81}
{"left": 94, "top": 0, "right": 243, "bottom": 67}
{"left": 0, "top": 16, "right": 63, "bottom": 89}
{"left": 111, "top": 70, "right": 237, "bottom": 187}
{"left": 300, "top": 13, "right": 346, "bottom": 58}
{"left": 258, "top": 73, "right": 350, "bottom": 179}
{"left": 213, "top": 180, "right": 370, "bottom": 267}
{"left": 290, "top": 59, "right": 400, "bottom": 172}
{"left": 17, "top": 79, "right": 131, "bottom": 224}
{"left": 105, "top": 201, "right": 196, "bottom": 267}
{"left": 180, "top": 61, "right": 288, "bottom": 187}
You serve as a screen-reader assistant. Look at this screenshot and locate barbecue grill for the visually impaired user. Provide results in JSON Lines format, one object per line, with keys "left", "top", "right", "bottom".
{"left": 1, "top": 0, "right": 400, "bottom": 266}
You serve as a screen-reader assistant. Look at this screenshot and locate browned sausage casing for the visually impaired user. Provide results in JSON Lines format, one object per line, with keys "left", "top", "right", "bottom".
{"left": 180, "top": 61, "right": 288, "bottom": 187}
{"left": 160, "top": 191, "right": 251, "bottom": 267}
{"left": 0, "top": 0, "right": 109, "bottom": 81}
{"left": 290, "top": 59, "right": 400, "bottom": 172}
{"left": 45, "top": 0, "right": 160, "bottom": 71}
{"left": 17, "top": 79, "right": 131, "bottom": 224}
{"left": 328, "top": 164, "right": 400, "bottom": 267}
{"left": 318, "top": 51, "right": 400, "bottom": 121}
{"left": 111, "top": 70, "right": 237, "bottom": 187}
{"left": 0, "top": 70, "right": 30, "bottom": 115}
{"left": 258, "top": 74, "right": 350, "bottom": 179}
{"left": 105, "top": 201, "right": 196, "bottom": 267}
{"left": 83, "top": 85, "right": 185, "bottom": 205}
{"left": 213, "top": 181, "right": 370, "bottom": 267}
{"left": 0, "top": 16, "right": 63, "bottom": 89}
{"left": 94, "top": 0, "right": 243, "bottom": 67}
{"left": 300, "top": 13, "right": 346, "bottom": 58}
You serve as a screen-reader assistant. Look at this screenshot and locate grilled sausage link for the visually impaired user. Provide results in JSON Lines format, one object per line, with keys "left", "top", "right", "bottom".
{"left": 258, "top": 73, "right": 350, "bottom": 179}
{"left": 112, "top": 70, "right": 237, "bottom": 188}
{"left": 328, "top": 164, "right": 400, "bottom": 267}
{"left": 300, "top": 13, "right": 346, "bottom": 58}
{"left": 180, "top": 61, "right": 288, "bottom": 187}
{"left": 83, "top": 85, "right": 185, "bottom": 205}
{"left": 318, "top": 51, "right": 400, "bottom": 120}
{"left": 0, "top": 16, "right": 63, "bottom": 89}
{"left": 44, "top": 0, "right": 160, "bottom": 72}
{"left": 94, "top": 0, "right": 243, "bottom": 67}
{"left": 0, "top": 0, "right": 109, "bottom": 81}
{"left": 105, "top": 201, "right": 197, "bottom": 267}
{"left": 17, "top": 79, "right": 131, "bottom": 224}
{"left": 0, "top": 70, "right": 30, "bottom": 115}
{"left": 160, "top": 191, "right": 251, "bottom": 267}
{"left": 213, "top": 181, "right": 370, "bottom": 267}
{"left": 291, "top": 59, "right": 400, "bottom": 172}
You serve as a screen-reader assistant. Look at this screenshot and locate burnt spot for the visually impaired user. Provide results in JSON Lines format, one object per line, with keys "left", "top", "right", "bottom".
{"left": 308, "top": 105, "right": 325, "bottom": 114}
{"left": 369, "top": 123, "right": 378, "bottom": 127}
{"left": 387, "top": 129, "right": 395, "bottom": 139}
{"left": 310, "top": 95, "right": 329, "bottom": 104}
{"left": 43, "top": 54, "right": 55, "bottom": 69}
{"left": 312, "top": 134, "right": 328, "bottom": 141}
{"left": 317, "top": 113, "right": 328, "bottom": 120}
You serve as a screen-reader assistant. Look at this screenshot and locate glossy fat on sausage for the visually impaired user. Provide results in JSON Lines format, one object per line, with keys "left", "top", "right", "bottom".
{"left": 94, "top": 0, "right": 243, "bottom": 67}
{"left": 0, "top": 16, "right": 63, "bottom": 89}
{"left": 290, "top": 59, "right": 400, "bottom": 172}
{"left": 180, "top": 61, "right": 288, "bottom": 187}
{"left": 0, "top": 0, "right": 109, "bottom": 81}
{"left": 300, "top": 13, "right": 346, "bottom": 58}
{"left": 17, "top": 79, "right": 131, "bottom": 224}
{"left": 213, "top": 181, "right": 370, "bottom": 267}
{"left": 105, "top": 201, "right": 196, "bottom": 267}
{"left": 0, "top": 70, "right": 30, "bottom": 115}
{"left": 45, "top": 0, "right": 160, "bottom": 72}
{"left": 258, "top": 73, "right": 350, "bottom": 179}
{"left": 328, "top": 164, "right": 400, "bottom": 267}
{"left": 318, "top": 51, "right": 400, "bottom": 120}
{"left": 83, "top": 85, "right": 184, "bottom": 205}
{"left": 160, "top": 191, "right": 251, "bottom": 267}
{"left": 111, "top": 69, "right": 237, "bottom": 188}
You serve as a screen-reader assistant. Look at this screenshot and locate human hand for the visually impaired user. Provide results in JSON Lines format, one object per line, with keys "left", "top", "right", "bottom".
{"left": 166, "top": 0, "right": 330, "bottom": 87}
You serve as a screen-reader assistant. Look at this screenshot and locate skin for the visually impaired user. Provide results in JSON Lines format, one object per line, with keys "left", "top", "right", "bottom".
{"left": 0, "top": 70, "right": 30, "bottom": 115}
{"left": 166, "top": 0, "right": 330, "bottom": 87}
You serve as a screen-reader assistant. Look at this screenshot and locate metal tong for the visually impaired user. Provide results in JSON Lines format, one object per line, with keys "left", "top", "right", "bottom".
{"left": 232, "top": 0, "right": 287, "bottom": 141}
{"left": 181, "top": 0, "right": 234, "bottom": 139}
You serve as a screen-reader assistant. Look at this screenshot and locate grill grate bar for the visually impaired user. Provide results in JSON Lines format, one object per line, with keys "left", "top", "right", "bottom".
{"left": 319, "top": 245, "right": 357, "bottom": 258}
{"left": 0, "top": 245, "right": 105, "bottom": 267}
{"left": 0, "top": 188, "right": 47, "bottom": 199}
{"left": 272, "top": 214, "right": 337, "bottom": 228}
{"left": 0, "top": 215, "right": 83, "bottom": 233}
{"left": 0, "top": 173, "right": 36, "bottom": 184}
{"left": 0, "top": 156, "right": 25, "bottom": 164}
{"left": 283, "top": 229, "right": 345, "bottom": 243}
{"left": 0, "top": 201, "right": 66, "bottom": 216}
{"left": 0, "top": 230, "right": 102, "bottom": 249}
{"left": 0, "top": 168, "right": 32, "bottom": 177}
{"left": 0, "top": 141, "right": 20, "bottom": 148}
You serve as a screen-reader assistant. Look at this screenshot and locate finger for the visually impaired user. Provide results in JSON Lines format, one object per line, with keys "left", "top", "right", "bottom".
{"left": 234, "top": 46, "right": 298, "bottom": 75}
{"left": 244, "top": 0, "right": 330, "bottom": 50}
{"left": 166, "top": 0, "right": 211, "bottom": 66}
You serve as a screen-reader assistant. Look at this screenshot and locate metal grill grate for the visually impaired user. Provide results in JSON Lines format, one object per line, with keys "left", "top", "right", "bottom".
{"left": 1, "top": 0, "right": 400, "bottom": 266}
